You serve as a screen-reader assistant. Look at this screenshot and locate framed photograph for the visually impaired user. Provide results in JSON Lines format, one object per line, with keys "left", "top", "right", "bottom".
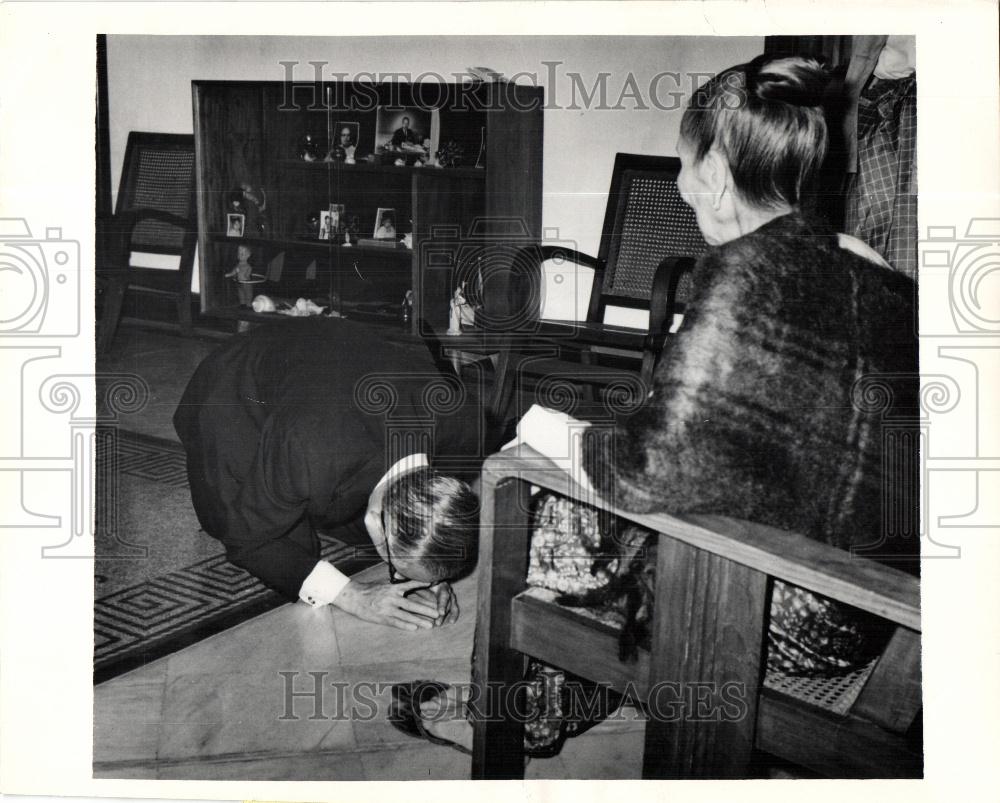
{"left": 334, "top": 121, "right": 360, "bottom": 159}
{"left": 226, "top": 212, "right": 245, "bottom": 238}
{"left": 318, "top": 209, "right": 334, "bottom": 240}
{"left": 373, "top": 208, "right": 396, "bottom": 240}
{"left": 375, "top": 106, "right": 437, "bottom": 156}
{"left": 328, "top": 203, "right": 345, "bottom": 233}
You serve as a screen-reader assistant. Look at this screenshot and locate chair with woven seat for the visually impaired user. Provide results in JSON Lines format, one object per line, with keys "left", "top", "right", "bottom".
{"left": 97, "top": 132, "right": 197, "bottom": 352}
{"left": 491, "top": 152, "right": 708, "bottom": 424}
{"left": 472, "top": 449, "right": 922, "bottom": 779}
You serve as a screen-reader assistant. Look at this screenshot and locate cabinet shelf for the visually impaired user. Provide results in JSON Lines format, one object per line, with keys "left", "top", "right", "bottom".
{"left": 276, "top": 158, "right": 486, "bottom": 181}
{"left": 206, "top": 302, "right": 404, "bottom": 327}
{"left": 208, "top": 233, "right": 413, "bottom": 260}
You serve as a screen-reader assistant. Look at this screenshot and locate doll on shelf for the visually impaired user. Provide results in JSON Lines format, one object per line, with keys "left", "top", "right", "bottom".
{"left": 447, "top": 282, "right": 476, "bottom": 335}
{"left": 225, "top": 244, "right": 255, "bottom": 306}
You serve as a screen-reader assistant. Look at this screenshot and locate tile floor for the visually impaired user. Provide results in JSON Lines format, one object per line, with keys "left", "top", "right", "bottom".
{"left": 93, "top": 323, "right": 647, "bottom": 781}
{"left": 94, "top": 563, "right": 647, "bottom": 780}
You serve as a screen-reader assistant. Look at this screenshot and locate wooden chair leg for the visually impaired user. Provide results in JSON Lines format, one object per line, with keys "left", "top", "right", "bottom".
{"left": 98, "top": 276, "right": 127, "bottom": 353}
{"left": 176, "top": 280, "right": 193, "bottom": 336}
{"left": 642, "top": 536, "right": 769, "bottom": 779}
{"left": 851, "top": 625, "right": 922, "bottom": 732}
{"left": 489, "top": 338, "right": 518, "bottom": 426}
{"left": 471, "top": 472, "right": 532, "bottom": 780}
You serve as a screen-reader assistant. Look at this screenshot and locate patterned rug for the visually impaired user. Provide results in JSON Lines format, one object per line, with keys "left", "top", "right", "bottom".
{"left": 94, "top": 430, "right": 377, "bottom": 683}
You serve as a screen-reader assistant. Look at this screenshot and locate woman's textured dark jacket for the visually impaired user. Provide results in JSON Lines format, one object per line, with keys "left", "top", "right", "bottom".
{"left": 587, "top": 212, "right": 919, "bottom": 569}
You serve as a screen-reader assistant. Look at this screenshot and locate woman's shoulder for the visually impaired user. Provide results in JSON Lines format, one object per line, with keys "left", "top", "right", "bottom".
{"left": 692, "top": 213, "right": 821, "bottom": 288}
{"left": 707, "top": 212, "right": 893, "bottom": 271}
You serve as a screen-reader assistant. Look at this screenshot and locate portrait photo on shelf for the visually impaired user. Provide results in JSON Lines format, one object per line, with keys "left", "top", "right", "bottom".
{"left": 334, "top": 121, "right": 360, "bottom": 160}
{"left": 318, "top": 209, "right": 334, "bottom": 240}
{"left": 375, "top": 106, "right": 437, "bottom": 155}
{"left": 226, "top": 212, "right": 245, "bottom": 238}
{"left": 327, "top": 203, "right": 345, "bottom": 235}
{"left": 373, "top": 207, "right": 396, "bottom": 239}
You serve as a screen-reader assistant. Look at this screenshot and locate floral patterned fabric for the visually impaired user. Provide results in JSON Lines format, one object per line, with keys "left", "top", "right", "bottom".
{"left": 527, "top": 492, "right": 888, "bottom": 675}
{"left": 527, "top": 493, "right": 613, "bottom": 595}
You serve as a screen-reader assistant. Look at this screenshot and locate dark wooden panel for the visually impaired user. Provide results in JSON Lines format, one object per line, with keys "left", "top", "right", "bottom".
{"left": 471, "top": 476, "right": 532, "bottom": 780}
{"left": 757, "top": 690, "right": 922, "bottom": 778}
{"left": 96, "top": 34, "right": 112, "bottom": 219}
{"left": 482, "top": 84, "right": 543, "bottom": 325}
{"left": 510, "top": 591, "right": 650, "bottom": 696}
{"left": 412, "top": 172, "right": 486, "bottom": 333}
{"left": 642, "top": 537, "right": 768, "bottom": 778}
{"left": 851, "top": 626, "right": 923, "bottom": 732}
{"left": 193, "top": 83, "right": 266, "bottom": 311}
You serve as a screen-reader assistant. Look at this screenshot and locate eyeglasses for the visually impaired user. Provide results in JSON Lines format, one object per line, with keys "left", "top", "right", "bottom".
{"left": 382, "top": 509, "right": 409, "bottom": 584}
{"left": 381, "top": 509, "right": 459, "bottom": 588}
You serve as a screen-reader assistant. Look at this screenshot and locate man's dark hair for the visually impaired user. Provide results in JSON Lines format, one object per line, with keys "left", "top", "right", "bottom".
{"left": 383, "top": 467, "right": 479, "bottom": 581}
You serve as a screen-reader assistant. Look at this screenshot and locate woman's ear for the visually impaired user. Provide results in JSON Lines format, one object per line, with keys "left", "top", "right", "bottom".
{"left": 702, "top": 148, "right": 733, "bottom": 210}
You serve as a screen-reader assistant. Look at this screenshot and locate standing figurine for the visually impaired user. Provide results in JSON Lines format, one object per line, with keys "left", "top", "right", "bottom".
{"left": 225, "top": 244, "right": 255, "bottom": 306}
{"left": 401, "top": 289, "right": 414, "bottom": 328}
{"left": 447, "top": 283, "right": 468, "bottom": 335}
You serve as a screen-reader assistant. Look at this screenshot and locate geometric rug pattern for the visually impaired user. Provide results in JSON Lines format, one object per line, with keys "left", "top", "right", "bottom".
{"left": 94, "top": 430, "right": 365, "bottom": 683}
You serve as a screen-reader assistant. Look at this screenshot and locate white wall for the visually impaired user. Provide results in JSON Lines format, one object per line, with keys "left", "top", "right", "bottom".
{"left": 107, "top": 35, "right": 763, "bottom": 302}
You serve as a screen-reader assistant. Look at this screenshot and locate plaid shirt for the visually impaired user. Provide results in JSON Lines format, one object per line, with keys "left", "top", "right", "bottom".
{"left": 845, "top": 74, "right": 917, "bottom": 281}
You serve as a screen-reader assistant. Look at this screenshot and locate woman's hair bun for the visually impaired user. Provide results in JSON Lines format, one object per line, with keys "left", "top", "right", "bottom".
{"left": 745, "top": 55, "right": 831, "bottom": 108}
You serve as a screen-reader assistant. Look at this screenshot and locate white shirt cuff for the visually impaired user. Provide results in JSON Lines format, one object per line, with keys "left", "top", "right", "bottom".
{"left": 299, "top": 560, "right": 351, "bottom": 607}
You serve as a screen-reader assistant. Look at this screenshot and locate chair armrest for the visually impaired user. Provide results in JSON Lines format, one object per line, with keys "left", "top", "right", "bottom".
{"left": 639, "top": 255, "right": 696, "bottom": 384}
{"left": 511, "top": 244, "right": 600, "bottom": 272}
{"left": 480, "top": 448, "right": 920, "bottom": 630}
{"left": 646, "top": 255, "right": 695, "bottom": 344}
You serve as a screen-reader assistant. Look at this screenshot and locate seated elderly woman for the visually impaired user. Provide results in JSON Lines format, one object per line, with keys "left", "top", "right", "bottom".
{"left": 392, "top": 53, "right": 918, "bottom": 757}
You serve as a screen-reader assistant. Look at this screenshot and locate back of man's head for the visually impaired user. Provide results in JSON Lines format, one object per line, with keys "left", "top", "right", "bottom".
{"left": 384, "top": 468, "right": 479, "bottom": 581}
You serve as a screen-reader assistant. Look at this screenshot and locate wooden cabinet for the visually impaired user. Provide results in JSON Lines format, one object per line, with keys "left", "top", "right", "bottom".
{"left": 191, "top": 80, "right": 543, "bottom": 333}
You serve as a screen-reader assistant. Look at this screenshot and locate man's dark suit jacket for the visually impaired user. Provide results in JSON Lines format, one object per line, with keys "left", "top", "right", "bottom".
{"left": 173, "top": 318, "right": 485, "bottom": 600}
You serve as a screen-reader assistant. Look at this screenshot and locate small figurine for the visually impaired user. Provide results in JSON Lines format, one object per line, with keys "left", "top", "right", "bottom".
{"left": 305, "top": 211, "right": 320, "bottom": 238}
{"left": 401, "top": 289, "right": 414, "bottom": 328}
{"left": 297, "top": 134, "right": 321, "bottom": 162}
{"left": 435, "top": 140, "right": 465, "bottom": 169}
{"left": 447, "top": 282, "right": 469, "bottom": 335}
{"left": 225, "top": 244, "right": 255, "bottom": 306}
{"left": 226, "top": 189, "right": 246, "bottom": 215}
{"left": 233, "top": 183, "right": 268, "bottom": 235}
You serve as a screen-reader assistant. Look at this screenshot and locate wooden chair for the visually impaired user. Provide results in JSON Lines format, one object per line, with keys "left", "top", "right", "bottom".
{"left": 490, "top": 153, "right": 707, "bottom": 423}
{"left": 97, "top": 132, "right": 197, "bottom": 352}
{"left": 471, "top": 449, "right": 922, "bottom": 779}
